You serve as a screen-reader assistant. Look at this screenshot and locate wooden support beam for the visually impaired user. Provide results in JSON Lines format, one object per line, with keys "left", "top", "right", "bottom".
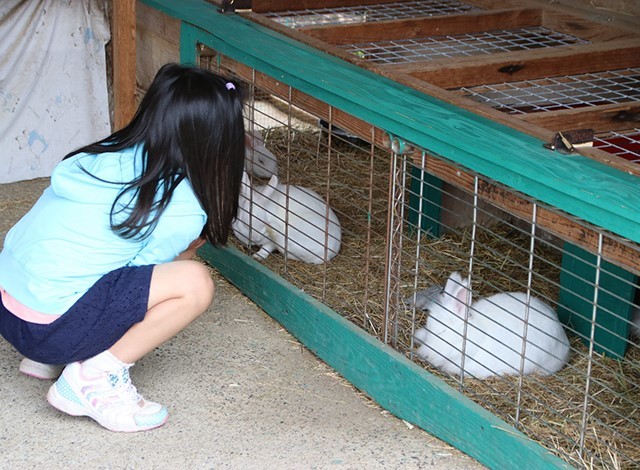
{"left": 112, "top": 0, "right": 137, "bottom": 130}
{"left": 391, "top": 39, "right": 640, "bottom": 88}
{"left": 518, "top": 102, "right": 640, "bottom": 133}
{"left": 300, "top": 9, "right": 543, "bottom": 45}
{"left": 541, "top": 8, "right": 639, "bottom": 41}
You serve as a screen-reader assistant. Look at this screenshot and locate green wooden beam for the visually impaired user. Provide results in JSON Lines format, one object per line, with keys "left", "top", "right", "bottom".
{"left": 198, "top": 244, "right": 569, "bottom": 470}
{"left": 143, "top": 0, "right": 639, "bottom": 245}
{"left": 407, "top": 165, "right": 443, "bottom": 238}
{"left": 558, "top": 243, "right": 638, "bottom": 359}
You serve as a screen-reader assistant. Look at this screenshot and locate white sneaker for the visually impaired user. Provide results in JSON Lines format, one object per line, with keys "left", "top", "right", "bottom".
{"left": 19, "top": 358, "right": 64, "bottom": 380}
{"left": 47, "top": 362, "right": 168, "bottom": 432}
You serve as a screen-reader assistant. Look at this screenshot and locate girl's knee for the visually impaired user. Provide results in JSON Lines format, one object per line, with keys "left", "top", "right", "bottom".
{"left": 150, "top": 261, "right": 214, "bottom": 312}
{"left": 179, "top": 261, "right": 214, "bottom": 310}
{"left": 190, "top": 262, "right": 215, "bottom": 307}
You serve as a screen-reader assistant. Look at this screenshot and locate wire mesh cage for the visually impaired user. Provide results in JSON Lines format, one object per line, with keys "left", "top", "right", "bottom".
{"left": 457, "top": 68, "right": 640, "bottom": 115}
{"left": 339, "top": 27, "right": 588, "bottom": 65}
{"left": 199, "top": 46, "right": 640, "bottom": 469}
{"left": 262, "top": 0, "right": 482, "bottom": 28}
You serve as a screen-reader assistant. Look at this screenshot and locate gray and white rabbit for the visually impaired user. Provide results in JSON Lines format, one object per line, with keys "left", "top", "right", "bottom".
{"left": 232, "top": 172, "right": 341, "bottom": 264}
{"left": 244, "top": 129, "right": 278, "bottom": 178}
{"left": 414, "top": 272, "right": 571, "bottom": 379}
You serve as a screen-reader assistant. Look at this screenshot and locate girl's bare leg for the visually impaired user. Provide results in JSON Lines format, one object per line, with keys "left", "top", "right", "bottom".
{"left": 46, "top": 260, "right": 212, "bottom": 431}
{"left": 108, "top": 259, "right": 214, "bottom": 363}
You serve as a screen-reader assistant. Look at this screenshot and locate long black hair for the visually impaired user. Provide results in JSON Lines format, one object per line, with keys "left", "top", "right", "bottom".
{"left": 65, "top": 63, "right": 245, "bottom": 246}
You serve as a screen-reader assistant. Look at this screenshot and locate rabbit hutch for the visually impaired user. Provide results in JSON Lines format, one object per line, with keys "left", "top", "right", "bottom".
{"left": 128, "top": 0, "right": 640, "bottom": 467}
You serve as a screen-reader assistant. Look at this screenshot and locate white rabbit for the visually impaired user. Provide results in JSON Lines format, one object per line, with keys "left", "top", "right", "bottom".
{"left": 244, "top": 129, "right": 278, "bottom": 178}
{"left": 232, "top": 172, "right": 341, "bottom": 264}
{"left": 414, "top": 272, "right": 570, "bottom": 379}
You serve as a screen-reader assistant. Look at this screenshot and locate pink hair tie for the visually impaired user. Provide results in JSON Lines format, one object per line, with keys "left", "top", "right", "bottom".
{"left": 225, "top": 82, "right": 235, "bottom": 91}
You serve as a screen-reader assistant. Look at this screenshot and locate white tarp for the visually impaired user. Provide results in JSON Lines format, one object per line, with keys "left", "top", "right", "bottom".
{"left": 0, "top": 0, "right": 111, "bottom": 183}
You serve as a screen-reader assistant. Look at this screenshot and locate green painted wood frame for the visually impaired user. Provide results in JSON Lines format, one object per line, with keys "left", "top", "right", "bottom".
{"left": 558, "top": 243, "right": 638, "bottom": 359}
{"left": 407, "top": 165, "right": 443, "bottom": 238}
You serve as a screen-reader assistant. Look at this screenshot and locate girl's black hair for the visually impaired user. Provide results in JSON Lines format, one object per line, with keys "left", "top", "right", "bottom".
{"left": 65, "top": 63, "right": 245, "bottom": 246}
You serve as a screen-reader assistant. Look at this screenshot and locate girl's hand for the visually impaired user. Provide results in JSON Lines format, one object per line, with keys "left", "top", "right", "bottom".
{"left": 174, "top": 237, "right": 206, "bottom": 261}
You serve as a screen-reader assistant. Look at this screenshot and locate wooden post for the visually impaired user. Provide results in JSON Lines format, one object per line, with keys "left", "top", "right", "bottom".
{"left": 112, "top": 0, "right": 137, "bottom": 130}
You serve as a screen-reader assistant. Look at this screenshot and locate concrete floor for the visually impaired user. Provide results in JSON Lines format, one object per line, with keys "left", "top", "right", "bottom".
{"left": 0, "top": 178, "right": 484, "bottom": 469}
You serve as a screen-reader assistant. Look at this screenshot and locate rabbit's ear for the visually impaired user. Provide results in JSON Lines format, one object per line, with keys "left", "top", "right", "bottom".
{"left": 259, "top": 174, "right": 278, "bottom": 199}
{"left": 443, "top": 272, "right": 469, "bottom": 317}
{"left": 241, "top": 170, "right": 251, "bottom": 188}
{"left": 251, "top": 129, "right": 265, "bottom": 146}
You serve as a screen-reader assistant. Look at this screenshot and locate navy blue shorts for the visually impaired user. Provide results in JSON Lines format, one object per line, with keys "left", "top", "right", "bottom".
{"left": 0, "top": 265, "right": 154, "bottom": 364}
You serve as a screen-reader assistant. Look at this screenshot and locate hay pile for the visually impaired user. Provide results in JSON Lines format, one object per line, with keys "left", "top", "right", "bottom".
{"left": 231, "top": 119, "right": 640, "bottom": 469}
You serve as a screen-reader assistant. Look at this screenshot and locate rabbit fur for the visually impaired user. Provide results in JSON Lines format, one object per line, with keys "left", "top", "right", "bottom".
{"left": 244, "top": 129, "right": 278, "bottom": 178}
{"left": 232, "top": 172, "right": 341, "bottom": 264}
{"left": 414, "top": 272, "right": 571, "bottom": 379}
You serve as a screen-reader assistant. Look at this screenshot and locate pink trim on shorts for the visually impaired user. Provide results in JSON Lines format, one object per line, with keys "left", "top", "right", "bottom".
{"left": 0, "top": 287, "right": 60, "bottom": 325}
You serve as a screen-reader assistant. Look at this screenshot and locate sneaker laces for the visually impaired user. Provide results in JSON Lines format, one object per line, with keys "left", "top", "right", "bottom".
{"left": 97, "top": 367, "right": 144, "bottom": 409}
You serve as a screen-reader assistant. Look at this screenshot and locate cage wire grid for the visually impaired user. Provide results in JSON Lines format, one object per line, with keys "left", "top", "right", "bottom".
{"left": 262, "top": 0, "right": 481, "bottom": 29}
{"left": 457, "top": 68, "right": 640, "bottom": 115}
{"left": 594, "top": 128, "right": 640, "bottom": 165}
{"left": 390, "top": 151, "right": 640, "bottom": 466}
{"left": 339, "top": 27, "right": 589, "bottom": 65}
{"left": 198, "top": 50, "right": 640, "bottom": 468}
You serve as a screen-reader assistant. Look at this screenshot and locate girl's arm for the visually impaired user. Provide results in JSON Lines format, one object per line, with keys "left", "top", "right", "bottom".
{"left": 174, "top": 237, "right": 206, "bottom": 261}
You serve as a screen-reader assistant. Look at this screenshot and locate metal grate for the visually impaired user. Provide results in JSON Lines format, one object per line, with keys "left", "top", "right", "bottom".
{"left": 458, "top": 68, "right": 640, "bottom": 114}
{"left": 340, "top": 27, "right": 588, "bottom": 64}
{"left": 263, "top": 0, "right": 481, "bottom": 28}
{"left": 594, "top": 128, "right": 640, "bottom": 164}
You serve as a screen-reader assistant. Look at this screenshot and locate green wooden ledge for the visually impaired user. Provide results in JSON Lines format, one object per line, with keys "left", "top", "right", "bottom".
{"left": 199, "top": 244, "right": 569, "bottom": 470}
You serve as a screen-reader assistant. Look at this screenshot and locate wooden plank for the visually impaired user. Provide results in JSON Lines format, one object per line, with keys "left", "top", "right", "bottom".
{"left": 394, "top": 39, "right": 640, "bottom": 88}
{"left": 112, "top": 0, "right": 137, "bottom": 130}
{"left": 519, "top": 102, "right": 640, "bottom": 133}
{"left": 198, "top": 244, "right": 570, "bottom": 470}
{"left": 300, "top": 8, "right": 543, "bottom": 45}
{"left": 299, "top": 7, "right": 638, "bottom": 45}
{"left": 541, "top": 8, "right": 639, "bottom": 41}
{"left": 534, "top": 0, "right": 640, "bottom": 34}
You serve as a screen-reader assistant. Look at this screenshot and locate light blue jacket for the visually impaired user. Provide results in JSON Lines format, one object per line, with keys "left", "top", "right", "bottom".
{"left": 0, "top": 145, "right": 206, "bottom": 315}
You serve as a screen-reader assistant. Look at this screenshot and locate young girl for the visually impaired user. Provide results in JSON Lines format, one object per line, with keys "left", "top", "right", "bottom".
{"left": 0, "top": 63, "right": 245, "bottom": 432}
